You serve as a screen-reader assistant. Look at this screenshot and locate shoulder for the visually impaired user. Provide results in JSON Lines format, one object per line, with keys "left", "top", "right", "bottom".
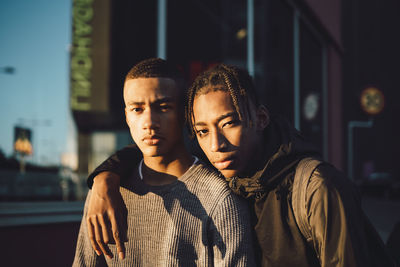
{"left": 305, "top": 162, "right": 360, "bottom": 206}
{"left": 184, "top": 162, "right": 247, "bottom": 210}
{"left": 308, "top": 163, "right": 356, "bottom": 193}
{"left": 185, "top": 162, "right": 231, "bottom": 195}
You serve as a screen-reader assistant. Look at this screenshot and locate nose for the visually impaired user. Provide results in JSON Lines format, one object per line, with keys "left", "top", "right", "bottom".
{"left": 210, "top": 130, "right": 227, "bottom": 152}
{"left": 142, "top": 108, "right": 160, "bottom": 130}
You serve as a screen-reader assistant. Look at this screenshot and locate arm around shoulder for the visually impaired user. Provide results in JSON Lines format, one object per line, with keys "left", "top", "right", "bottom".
{"left": 83, "top": 145, "right": 140, "bottom": 261}
{"left": 87, "top": 144, "right": 141, "bottom": 189}
{"left": 73, "top": 191, "right": 108, "bottom": 267}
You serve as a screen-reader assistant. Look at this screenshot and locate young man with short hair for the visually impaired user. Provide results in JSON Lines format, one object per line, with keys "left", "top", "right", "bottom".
{"left": 72, "top": 59, "right": 255, "bottom": 266}
{"left": 87, "top": 63, "right": 396, "bottom": 266}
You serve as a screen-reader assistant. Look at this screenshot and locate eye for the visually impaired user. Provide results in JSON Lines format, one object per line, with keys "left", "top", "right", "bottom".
{"left": 222, "top": 119, "right": 239, "bottom": 128}
{"left": 130, "top": 107, "right": 143, "bottom": 113}
{"left": 196, "top": 129, "right": 208, "bottom": 137}
{"left": 222, "top": 121, "right": 233, "bottom": 128}
{"left": 159, "top": 104, "right": 172, "bottom": 112}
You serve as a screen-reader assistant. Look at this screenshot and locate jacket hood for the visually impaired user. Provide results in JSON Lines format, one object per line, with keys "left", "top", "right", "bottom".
{"left": 225, "top": 115, "right": 320, "bottom": 198}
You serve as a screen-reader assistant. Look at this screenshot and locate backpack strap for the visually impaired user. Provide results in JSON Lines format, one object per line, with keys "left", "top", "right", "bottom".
{"left": 292, "top": 157, "right": 323, "bottom": 241}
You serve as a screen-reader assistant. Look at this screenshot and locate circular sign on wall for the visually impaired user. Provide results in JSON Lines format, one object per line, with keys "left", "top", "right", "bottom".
{"left": 303, "top": 93, "right": 320, "bottom": 121}
{"left": 360, "top": 87, "right": 385, "bottom": 115}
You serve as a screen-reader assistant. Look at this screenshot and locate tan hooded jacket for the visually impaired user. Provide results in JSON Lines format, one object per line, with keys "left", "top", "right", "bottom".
{"left": 224, "top": 116, "right": 396, "bottom": 267}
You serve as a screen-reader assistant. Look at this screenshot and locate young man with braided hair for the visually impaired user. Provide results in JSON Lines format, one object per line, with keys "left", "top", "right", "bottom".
{"left": 86, "top": 63, "right": 396, "bottom": 266}
{"left": 72, "top": 58, "right": 256, "bottom": 266}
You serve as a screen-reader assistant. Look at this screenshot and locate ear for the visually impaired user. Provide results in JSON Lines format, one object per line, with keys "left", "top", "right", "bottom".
{"left": 255, "top": 105, "right": 269, "bottom": 131}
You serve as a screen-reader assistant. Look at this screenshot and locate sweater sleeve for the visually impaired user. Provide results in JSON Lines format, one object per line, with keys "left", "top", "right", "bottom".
{"left": 72, "top": 191, "right": 108, "bottom": 267}
{"left": 210, "top": 193, "right": 256, "bottom": 267}
{"left": 87, "top": 145, "right": 142, "bottom": 189}
{"left": 306, "top": 165, "right": 396, "bottom": 267}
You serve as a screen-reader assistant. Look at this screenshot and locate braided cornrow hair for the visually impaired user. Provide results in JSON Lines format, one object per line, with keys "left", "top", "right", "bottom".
{"left": 186, "top": 64, "right": 259, "bottom": 138}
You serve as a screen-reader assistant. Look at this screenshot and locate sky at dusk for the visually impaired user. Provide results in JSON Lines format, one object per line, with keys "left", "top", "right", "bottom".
{"left": 0, "top": 0, "right": 75, "bottom": 166}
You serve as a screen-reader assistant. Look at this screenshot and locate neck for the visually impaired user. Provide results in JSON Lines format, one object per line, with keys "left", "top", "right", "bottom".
{"left": 247, "top": 123, "right": 280, "bottom": 178}
{"left": 244, "top": 134, "right": 268, "bottom": 178}
{"left": 142, "top": 146, "right": 193, "bottom": 186}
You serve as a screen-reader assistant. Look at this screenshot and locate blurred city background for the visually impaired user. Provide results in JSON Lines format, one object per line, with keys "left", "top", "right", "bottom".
{"left": 0, "top": 0, "right": 399, "bottom": 266}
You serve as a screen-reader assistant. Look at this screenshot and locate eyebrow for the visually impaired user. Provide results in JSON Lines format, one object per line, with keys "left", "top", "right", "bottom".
{"left": 126, "top": 101, "right": 144, "bottom": 106}
{"left": 153, "top": 97, "right": 174, "bottom": 105}
{"left": 194, "top": 112, "right": 237, "bottom": 126}
{"left": 126, "top": 97, "right": 175, "bottom": 106}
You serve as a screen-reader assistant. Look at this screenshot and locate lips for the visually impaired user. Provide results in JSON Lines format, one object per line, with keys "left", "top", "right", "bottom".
{"left": 213, "top": 157, "right": 235, "bottom": 170}
{"left": 143, "top": 135, "right": 163, "bottom": 145}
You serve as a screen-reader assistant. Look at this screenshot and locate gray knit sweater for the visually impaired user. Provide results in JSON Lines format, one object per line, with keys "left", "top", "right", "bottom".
{"left": 73, "top": 161, "right": 255, "bottom": 266}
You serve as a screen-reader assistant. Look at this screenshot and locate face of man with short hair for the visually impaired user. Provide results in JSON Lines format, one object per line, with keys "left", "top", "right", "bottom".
{"left": 192, "top": 89, "right": 263, "bottom": 178}
{"left": 124, "top": 77, "right": 183, "bottom": 159}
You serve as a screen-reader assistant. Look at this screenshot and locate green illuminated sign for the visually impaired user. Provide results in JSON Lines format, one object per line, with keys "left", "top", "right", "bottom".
{"left": 70, "top": 0, "right": 94, "bottom": 111}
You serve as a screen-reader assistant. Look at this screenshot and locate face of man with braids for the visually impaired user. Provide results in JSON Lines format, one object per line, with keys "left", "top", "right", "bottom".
{"left": 192, "top": 86, "right": 269, "bottom": 178}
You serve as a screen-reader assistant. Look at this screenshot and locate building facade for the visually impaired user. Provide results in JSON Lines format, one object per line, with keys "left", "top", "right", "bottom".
{"left": 70, "top": 0, "right": 343, "bottom": 176}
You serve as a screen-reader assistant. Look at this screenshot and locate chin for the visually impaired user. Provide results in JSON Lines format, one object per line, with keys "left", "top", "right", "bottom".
{"left": 141, "top": 147, "right": 163, "bottom": 157}
{"left": 219, "top": 169, "right": 239, "bottom": 179}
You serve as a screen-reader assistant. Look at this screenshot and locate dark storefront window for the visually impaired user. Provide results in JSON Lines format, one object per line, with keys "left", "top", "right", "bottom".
{"left": 299, "top": 21, "right": 324, "bottom": 152}
{"left": 256, "top": 0, "right": 294, "bottom": 121}
{"left": 166, "top": 0, "right": 326, "bottom": 154}
{"left": 168, "top": 0, "right": 247, "bottom": 83}
{"left": 109, "top": 0, "right": 157, "bottom": 127}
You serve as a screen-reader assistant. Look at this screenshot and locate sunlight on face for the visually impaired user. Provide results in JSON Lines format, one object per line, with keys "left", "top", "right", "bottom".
{"left": 124, "top": 77, "right": 182, "bottom": 159}
{"left": 192, "top": 90, "right": 260, "bottom": 178}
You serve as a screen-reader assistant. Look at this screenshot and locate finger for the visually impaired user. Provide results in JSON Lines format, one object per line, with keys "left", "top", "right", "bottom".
{"left": 107, "top": 224, "right": 115, "bottom": 245}
{"left": 94, "top": 217, "right": 113, "bottom": 259}
{"left": 110, "top": 211, "right": 125, "bottom": 260}
{"left": 120, "top": 205, "right": 129, "bottom": 242}
{"left": 98, "top": 216, "right": 111, "bottom": 244}
{"left": 87, "top": 218, "right": 102, "bottom": 256}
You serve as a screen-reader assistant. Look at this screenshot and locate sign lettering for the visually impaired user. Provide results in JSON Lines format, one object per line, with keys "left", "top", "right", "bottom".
{"left": 70, "top": 0, "right": 94, "bottom": 111}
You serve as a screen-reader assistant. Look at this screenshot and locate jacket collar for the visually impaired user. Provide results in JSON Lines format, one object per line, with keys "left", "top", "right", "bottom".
{"left": 224, "top": 115, "right": 320, "bottom": 198}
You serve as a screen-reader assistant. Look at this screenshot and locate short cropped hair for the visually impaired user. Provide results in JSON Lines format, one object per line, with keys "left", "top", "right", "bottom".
{"left": 125, "top": 58, "right": 186, "bottom": 115}
{"left": 125, "top": 58, "right": 184, "bottom": 88}
{"left": 186, "top": 64, "right": 259, "bottom": 137}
